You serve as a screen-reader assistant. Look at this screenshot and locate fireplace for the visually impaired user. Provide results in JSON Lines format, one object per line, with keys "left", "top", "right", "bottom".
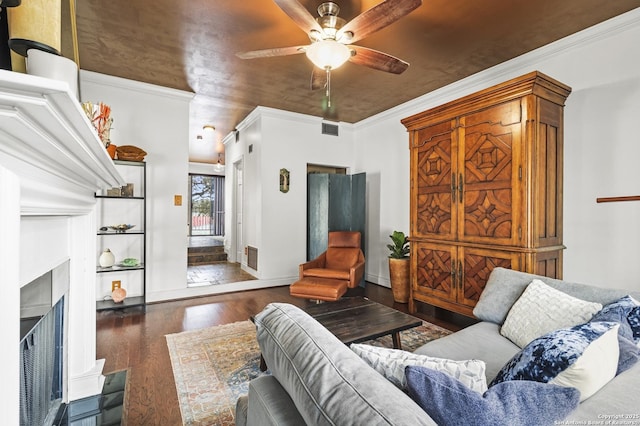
{"left": 20, "top": 263, "right": 69, "bottom": 426}
{"left": 0, "top": 70, "right": 124, "bottom": 424}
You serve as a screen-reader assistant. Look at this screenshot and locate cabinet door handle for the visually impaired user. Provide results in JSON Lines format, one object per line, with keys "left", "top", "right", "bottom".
{"left": 451, "top": 174, "right": 457, "bottom": 201}
{"left": 450, "top": 263, "right": 456, "bottom": 289}
{"left": 458, "top": 173, "right": 464, "bottom": 203}
{"left": 457, "top": 260, "right": 463, "bottom": 289}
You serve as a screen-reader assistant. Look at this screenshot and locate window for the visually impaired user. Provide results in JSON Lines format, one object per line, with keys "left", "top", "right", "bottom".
{"left": 189, "top": 174, "right": 225, "bottom": 236}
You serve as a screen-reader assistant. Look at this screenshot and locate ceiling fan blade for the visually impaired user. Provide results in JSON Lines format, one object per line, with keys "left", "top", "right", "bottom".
{"left": 338, "top": 0, "right": 422, "bottom": 44}
{"left": 273, "top": 0, "right": 323, "bottom": 34}
{"left": 349, "top": 45, "right": 409, "bottom": 74}
{"left": 310, "top": 67, "right": 326, "bottom": 90}
{"left": 236, "top": 45, "right": 307, "bottom": 59}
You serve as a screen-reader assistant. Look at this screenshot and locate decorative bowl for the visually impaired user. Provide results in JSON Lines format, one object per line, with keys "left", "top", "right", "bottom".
{"left": 116, "top": 145, "right": 147, "bottom": 161}
{"left": 120, "top": 258, "right": 140, "bottom": 267}
{"left": 108, "top": 224, "right": 135, "bottom": 233}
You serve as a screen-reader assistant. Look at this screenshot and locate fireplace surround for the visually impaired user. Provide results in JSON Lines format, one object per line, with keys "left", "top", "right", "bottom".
{"left": 0, "top": 70, "right": 124, "bottom": 425}
{"left": 20, "top": 263, "right": 69, "bottom": 426}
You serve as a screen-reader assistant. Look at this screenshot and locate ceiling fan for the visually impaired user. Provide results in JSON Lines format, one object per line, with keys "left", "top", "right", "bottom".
{"left": 236, "top": 0, "right": 422, "bottom": 106}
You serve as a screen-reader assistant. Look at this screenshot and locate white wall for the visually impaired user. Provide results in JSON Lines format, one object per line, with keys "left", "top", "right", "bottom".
{"left": 78, "top": 9, "right": 640, "bottom": 299}
{"left": 355, "top": 9, "right": 640, "bottom": 291}
{"left": 223, "top": 107, "right": 356, "bottom": 286}
{"left": 81, "top": 71, "right": 193, "bottom": 302}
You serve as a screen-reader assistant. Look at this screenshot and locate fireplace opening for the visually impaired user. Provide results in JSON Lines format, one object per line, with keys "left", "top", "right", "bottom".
{"left": 20, "top": 265, "right": 68, "bottom": 426}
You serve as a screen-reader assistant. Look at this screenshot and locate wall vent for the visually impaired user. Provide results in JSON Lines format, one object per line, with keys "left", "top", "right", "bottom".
{"left": 321, "top": 122, "right": 339, "bottom": 136}
{"left": 247, "top": 246, "right": 258, "bottom": 270}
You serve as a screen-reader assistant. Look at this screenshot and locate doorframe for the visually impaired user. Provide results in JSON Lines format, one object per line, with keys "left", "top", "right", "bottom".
{"left": 229, "top": 157, "right": 244, "bottom": 264}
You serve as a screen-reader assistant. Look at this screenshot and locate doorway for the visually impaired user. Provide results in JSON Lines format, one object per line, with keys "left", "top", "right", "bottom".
{"left": 188, "top": 173, "right": 225, "bottom": 237}
{"left": 186, "top": 162, "right": 256, "bottom": 287}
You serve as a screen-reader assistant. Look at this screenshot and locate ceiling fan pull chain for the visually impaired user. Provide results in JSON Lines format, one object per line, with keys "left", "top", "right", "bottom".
{"left": 326, "top": 67, "right": 331, "bottom": 107}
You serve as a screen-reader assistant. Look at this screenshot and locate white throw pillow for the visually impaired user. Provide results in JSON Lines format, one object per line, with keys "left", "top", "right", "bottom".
{"left": 350, "top": 343, "right": 487, "bottom": 393}
{"left": 501, "top": 279, "right": 603, "bottom": 348}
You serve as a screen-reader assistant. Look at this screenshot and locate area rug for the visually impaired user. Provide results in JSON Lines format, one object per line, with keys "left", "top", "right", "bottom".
{"left": 166, "top": 318, "right": 451, "bottom": 425}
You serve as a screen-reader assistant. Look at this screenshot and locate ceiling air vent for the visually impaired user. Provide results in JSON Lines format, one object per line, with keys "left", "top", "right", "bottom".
{"left": 321, "top": 122, "right": 339, "bottom": 136}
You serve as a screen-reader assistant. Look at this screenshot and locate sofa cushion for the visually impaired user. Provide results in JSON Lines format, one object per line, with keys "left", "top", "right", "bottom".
{"left": 491, "top": 321, "right": 620, "bottom": 401}
{"left": 473, "top": 267, "right": 640, "bottom": 325}
{"left": 414, "top": 321, "right": 520, "bottom": 383}
{"left": 254, "top": 303, "right": 436, "bottom": 426}
{"left": 405, "top": 366, "right": 580, "bottom": 426}
{"left": 500, "top": 279, "right": 602, "bottom": 348}
{"left": 350, "top": 343, "right": 487, "bottom": 393}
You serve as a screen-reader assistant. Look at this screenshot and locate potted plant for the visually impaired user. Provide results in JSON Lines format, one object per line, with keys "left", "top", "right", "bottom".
{"left": 387, "top": 230, "right": 410, "bottom": 303}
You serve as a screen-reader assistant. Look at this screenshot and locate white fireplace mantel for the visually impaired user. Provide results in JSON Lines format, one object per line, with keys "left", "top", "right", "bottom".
{"left": 0, "top": 69, "right": 124, "bottom": 214}
{"left": 0, "top": 70, "right": 125, "bottom": 424}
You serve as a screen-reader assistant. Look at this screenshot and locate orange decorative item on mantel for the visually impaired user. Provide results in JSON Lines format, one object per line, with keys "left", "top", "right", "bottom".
{"left": 116, "top": 145, "right": 147, "bottom": 161}
{"left": 106, "top": 144, "right": 117, "bottom": 159}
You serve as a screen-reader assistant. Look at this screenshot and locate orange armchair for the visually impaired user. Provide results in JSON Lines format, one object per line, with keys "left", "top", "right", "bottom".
{"left": 290, "top": 231, "right": 365, "bottom": 301}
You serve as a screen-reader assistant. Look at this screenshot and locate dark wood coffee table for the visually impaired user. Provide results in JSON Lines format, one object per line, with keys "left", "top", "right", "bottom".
{"left": 302, "top": 297, "right": 423, "bottom": 350}
{"left": 255, "top": 297, "right": 422, "bottom": 370}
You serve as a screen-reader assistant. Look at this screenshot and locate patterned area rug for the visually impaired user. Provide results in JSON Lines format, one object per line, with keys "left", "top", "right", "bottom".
{"left": 166, "top": 318, "right": 451, "bottom": 425}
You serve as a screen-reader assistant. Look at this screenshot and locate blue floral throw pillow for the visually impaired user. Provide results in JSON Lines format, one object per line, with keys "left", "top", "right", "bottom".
{"left": 629, "top": 306, "right": 640, "bottom": 341}
{"left": 589, "top": 296, "right": 640, "bottom": 374}
{"left": 491, "top": 321, "right": 620, "bottom": 401}
{"left": 591, "top": 295, "right": 639, "bottom": 341}
{"left": 405, "top": 366, "right": 580, "bottom": 426}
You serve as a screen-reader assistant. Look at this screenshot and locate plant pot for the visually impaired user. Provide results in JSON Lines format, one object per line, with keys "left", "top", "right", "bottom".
{"left": 389, "top": 257, "right": 410, "bottom": 303}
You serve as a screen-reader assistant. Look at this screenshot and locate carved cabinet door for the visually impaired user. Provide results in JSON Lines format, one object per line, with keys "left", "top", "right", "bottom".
{"left": 457, "top": 100, "right": 525, "bottom": 246}
{"left": 411, "top": 119, "right": 457, "bottom": 241}
{"left": 457, "top": 246, "right": 522, "bottom": 310}
{"left": 413, "top": 242, "right": 522, "bottom": 315}
{"left": 412, "top": 241, "right": 456, "bottom": 303}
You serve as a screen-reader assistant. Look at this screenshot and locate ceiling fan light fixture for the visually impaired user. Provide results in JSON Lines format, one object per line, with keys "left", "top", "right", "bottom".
{"left": 309, "top": 29, "right": 323, "bottom": 43}
{"left": 305, "top": 40, "right": 350, "bottom": 70}
{"left": 337, "top": 30, "right": 354, "bottom": 44}
{"left": 317, "top": 2, "right": 340, "bottom": 17}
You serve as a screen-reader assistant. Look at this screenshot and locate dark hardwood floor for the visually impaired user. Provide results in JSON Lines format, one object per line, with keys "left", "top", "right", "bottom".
{"left": 96, "top": 283, "right": 475, "bottom": 425}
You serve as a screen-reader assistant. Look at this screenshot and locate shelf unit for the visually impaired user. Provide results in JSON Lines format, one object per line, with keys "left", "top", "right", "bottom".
{"left": 95, "top": 160, "right": 147, "bottom": 311}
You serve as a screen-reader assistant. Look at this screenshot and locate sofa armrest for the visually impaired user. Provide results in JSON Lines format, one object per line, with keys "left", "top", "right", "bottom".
{"left": 254, "top": 303, "right": 437, "bottom": 425}
{"left": 244, "top": 375, "right": 306, "bottom": 426}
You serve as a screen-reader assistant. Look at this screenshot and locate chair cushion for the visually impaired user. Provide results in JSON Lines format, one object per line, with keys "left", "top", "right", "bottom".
{"left": 325, "top": 247, "right": 360, "bottom": 271}
{"left": 302, "top": 268, "right": 350, "bottom": 280}
{"left": 290, "top": 277, "right": 347, "bottom": 301}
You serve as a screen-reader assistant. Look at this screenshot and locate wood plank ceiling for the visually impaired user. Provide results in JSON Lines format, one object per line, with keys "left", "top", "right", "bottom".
{"left": 66, "top": 0, "right": 639, "bottom": 162}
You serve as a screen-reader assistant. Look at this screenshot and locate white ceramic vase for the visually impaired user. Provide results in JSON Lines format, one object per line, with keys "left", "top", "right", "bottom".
{"left": 99, "top": 248, "right": 115, "bottom": 267}
{"left": 26, "top": 49, "right": 79, "bottom": 99}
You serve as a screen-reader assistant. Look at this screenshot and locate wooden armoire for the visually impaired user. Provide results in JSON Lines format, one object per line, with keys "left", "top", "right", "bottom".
{"left": 401, "top": 71, "right": 571, "bottom": 317}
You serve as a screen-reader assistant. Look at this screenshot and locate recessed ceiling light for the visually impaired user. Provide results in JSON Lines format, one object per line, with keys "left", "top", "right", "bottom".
{"left": 203, "top": 125, "right": 216, "bottom": 132}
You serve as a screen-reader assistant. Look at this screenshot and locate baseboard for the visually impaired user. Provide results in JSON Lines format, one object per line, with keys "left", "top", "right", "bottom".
{"left": 68, "top": 358, "right": 105, "bottom": 402}
{"left": 146, "top": 277, "right": 297, "bottom": 303}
